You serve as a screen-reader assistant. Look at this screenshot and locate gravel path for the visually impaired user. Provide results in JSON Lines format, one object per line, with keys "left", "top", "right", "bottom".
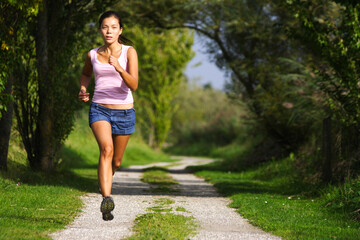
{"left": 50, "top": 156, "right": 281, "bottom": 240}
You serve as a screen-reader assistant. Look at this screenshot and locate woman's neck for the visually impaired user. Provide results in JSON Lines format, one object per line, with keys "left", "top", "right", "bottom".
{"left": 103, "top": 42, "right": 122, "bottom": 54}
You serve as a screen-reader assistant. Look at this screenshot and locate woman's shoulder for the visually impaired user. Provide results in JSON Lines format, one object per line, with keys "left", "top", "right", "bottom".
{"left": 91, "top": 46, "right": 102, "bottom": 53}
{"left": 123, "top": 44, "right": 135, "bottom": 50}
{"left": 123, "top": 44, "right": 136, "bottom": 57}
{"left": 88, "top": 46, "right": 103, "bottom": 60}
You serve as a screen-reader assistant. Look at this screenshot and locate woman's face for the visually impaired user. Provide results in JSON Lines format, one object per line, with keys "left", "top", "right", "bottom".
{"left": 99, "top": 16, "right": 123, "bottom": 44}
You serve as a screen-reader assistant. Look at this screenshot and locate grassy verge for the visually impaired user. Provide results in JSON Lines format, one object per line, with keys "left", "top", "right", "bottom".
{"left": 127, "top": 170, "right": 197, "bottom": 240}
{"left": 0, "top": 109, "right": 175, "bottom": 239}
{"left": 188, "top": 157, "right": 360, "bottom": 240}
{"left": 0, "top": 167, "right": 87, "bottom": 240}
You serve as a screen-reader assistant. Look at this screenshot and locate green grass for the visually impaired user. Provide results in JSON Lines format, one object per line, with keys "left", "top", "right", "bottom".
{"left": 0, "top": 172, "right": 85, "bottom": 240}
{"left": 141, "top": 167, "right": 179, "bottom": 193}
{"left": 126, "top": 211, "right": 197, "bottom": 240}
{"left": 147, "top": 198, "right": 175, "bottom": 212}
{"left": 0, "top": 124, "right": 94, "bottom": 240}
{"left": 154, "top": 198, "right": 175, "bottom": 205}
{"left": 176, "top": 207, "right": 188, "bottom": 212}
{"left": 126, "top": 169, "right": 198, "bottom": 239}
{"left": 0, "top": 109, "right": 176, "bottom": 239}
{"left": 189, "top": 157, "right": 360, "bottom": 240}
{"left": 127, "top": 173, "right": 197, "bottom": 240}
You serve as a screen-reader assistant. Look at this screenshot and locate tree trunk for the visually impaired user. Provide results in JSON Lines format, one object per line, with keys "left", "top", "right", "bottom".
{"left": 35, "top": 0, "right": 55, "bottom": 171}
{"left": 322, "top": 116, "right": 332, "bottom": 183}
{"left": 0, "top": 75, "right": 14, "bottom": 171}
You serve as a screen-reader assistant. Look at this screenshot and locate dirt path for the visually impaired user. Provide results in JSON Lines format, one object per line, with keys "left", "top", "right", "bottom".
{"left": 50, "top": 156, "right": 281, "bottom": 240}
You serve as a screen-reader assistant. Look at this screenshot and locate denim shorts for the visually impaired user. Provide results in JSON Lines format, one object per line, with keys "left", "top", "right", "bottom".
{"left": 89, "top": 102, "right": 135, "bottom": 135}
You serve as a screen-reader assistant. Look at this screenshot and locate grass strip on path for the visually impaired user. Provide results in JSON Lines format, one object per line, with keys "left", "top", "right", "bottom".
{"left": 141, "top": 167, "right": 179, "bottom": 194}
{"left": 126, "top": 200, "right": 197, "bottom": 240}
{"left": 189, "top": 157, "right": 360, "bottom": 240}
{"left": 127, "top": 168, "right": 198, "bottom": 240}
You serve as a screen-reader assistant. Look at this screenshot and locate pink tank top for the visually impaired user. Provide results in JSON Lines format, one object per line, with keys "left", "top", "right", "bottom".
{"left": 90, "top": 45, "right": 134, "bottom": 104}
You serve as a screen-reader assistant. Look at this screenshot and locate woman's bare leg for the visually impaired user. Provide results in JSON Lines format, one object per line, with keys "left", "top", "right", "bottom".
{"left": 91, "top": 120, "right": 113, "bottom": 197}
{"left": 112, "top": 134, "right": 131, "bottom": 173}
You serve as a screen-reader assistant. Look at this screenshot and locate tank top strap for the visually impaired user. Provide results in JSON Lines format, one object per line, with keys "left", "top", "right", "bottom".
{"left": 122, "top": 45, "right": 132, "bottom": 60}
{"left": 90, "top": 47, "right": 100, "bottom": 63}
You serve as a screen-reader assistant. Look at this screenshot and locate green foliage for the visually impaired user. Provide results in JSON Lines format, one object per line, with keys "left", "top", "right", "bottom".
{"left": 285, "top": 0, "right": 360, "bottom": 125}
{"left": 123, "top": 25, "right": 194, "bottom": 149}
{"left": 124, "top": 0, "right": 294, "bottom": 96}
{"left": 123, "top": 0, "right": 360, "bottom": 182}
{"left": 169, "top": 82, "right": 246, "bottom": 146}
{"left": 281, "top": 0, "right": 360, "bottom": 181}
{"left": 122, "top": 0, "right": 327, "bottom": 151}
{"left": 252, "top": 58, "right": 326, "bottom": 146}
{"left": 0, "top": 1, "right": 40, "bottom": 118}
{"left": 1, "top": 0, "right": 114, "bottom": 170}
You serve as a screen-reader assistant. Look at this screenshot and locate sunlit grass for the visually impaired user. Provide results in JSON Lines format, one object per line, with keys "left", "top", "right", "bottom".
{"left": 0, "top": 148, "right": 87, "bottom": 240}
{"left": 126, "top": 211, "right": 197, "bottom": 240}
{"left": 190, "top": 158, "right": 360, "bottom": 240}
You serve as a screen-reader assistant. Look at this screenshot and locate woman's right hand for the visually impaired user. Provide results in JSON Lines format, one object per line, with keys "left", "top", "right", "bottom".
{"left": 78, "top": 89, "right": 90, "bottom": 102}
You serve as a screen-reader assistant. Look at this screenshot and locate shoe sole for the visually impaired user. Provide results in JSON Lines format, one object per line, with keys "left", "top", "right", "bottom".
{"left": 102, "top": 212, "right": 114, "bottom": 221}
{"left": 100, "top": 197, "right": 115, "bottom": 221}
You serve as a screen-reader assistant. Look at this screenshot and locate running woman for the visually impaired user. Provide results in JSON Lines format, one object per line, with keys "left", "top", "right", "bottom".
{"left": 78, "top": 10, "right": 138, "bottom": 221}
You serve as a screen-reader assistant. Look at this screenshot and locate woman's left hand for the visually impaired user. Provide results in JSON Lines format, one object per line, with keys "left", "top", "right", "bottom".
{"left": 109, "top": 55, "right": 124, "bottom": 73}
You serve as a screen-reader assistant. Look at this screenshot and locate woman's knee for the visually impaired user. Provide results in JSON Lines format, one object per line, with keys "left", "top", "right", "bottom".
{"left": 113, "top": 156, "right": 123, "bottom": 169}
{"left": 100, "top": 145, "right": 114, "bottom": 159}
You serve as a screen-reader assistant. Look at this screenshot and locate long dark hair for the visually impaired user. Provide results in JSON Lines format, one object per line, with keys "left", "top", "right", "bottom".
{"left": 98, "top": 11, "right": 133, "bottom": 45}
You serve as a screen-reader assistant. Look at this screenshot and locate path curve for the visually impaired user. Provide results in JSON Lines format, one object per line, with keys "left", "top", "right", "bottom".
{"left": 50, "top": 156, "right": 281, "bottom": 240}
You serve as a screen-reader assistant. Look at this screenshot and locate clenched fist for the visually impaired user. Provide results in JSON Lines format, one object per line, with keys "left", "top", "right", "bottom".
{"left": 78, "top": 89, "right": 90, "bottom": 102}
{"left": 109, "top": 55, "right": 124, "bottom": 73}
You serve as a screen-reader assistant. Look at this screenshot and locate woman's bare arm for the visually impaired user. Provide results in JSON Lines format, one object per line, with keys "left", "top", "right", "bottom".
{"left": 109, "top": 47, "right": 139, "bottom": 91}
{"left": 79, "top": 51, "right": 92, "bottom": 102}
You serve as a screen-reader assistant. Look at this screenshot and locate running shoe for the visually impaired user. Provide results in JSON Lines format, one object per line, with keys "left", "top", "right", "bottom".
{"left": 100, "top": 196, "right": 115, "bottom": 221}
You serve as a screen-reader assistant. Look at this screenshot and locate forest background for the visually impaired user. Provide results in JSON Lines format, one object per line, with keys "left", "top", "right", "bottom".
{"left": 1, "top": 0, "right": 360, "bottom": 229}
